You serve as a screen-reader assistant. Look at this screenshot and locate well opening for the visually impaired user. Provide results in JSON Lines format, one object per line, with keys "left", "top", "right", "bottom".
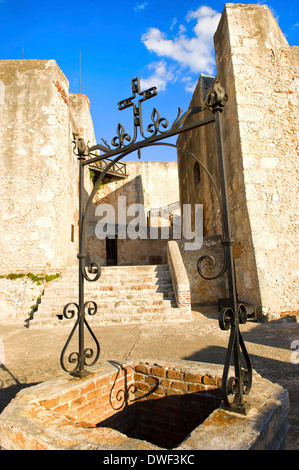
{"left": 55, "top": 360, "right": 222, "bottom": 449}
{"left": 97, "top": 390, "right": 221, "bottom": 449}
{"left": 40, "top": 360, "right": 222, "bottom": 449}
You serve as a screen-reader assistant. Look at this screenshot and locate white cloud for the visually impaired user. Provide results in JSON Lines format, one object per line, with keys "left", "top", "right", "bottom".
{"left": 181, "top": 76, "right": 197, "bottom": 93}
{"left": 140, "top": 5, "right": 221, "bottom": 93}
{"left": 141, "top": 6, "right": 220, "bottom": 75}
{"left": 170, "top": 18, "right": 177, "bottom": 31}
{"left": 134, "top": 2, "right": 148, "bottom": 12}
{"left": 178, "top": 24, "right": 187, "bottom": 35}
{"left": 140, "top": 60, "right": 176, "bottom": 91}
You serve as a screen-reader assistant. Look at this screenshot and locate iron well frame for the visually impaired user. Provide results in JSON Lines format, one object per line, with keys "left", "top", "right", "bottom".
{"left": 60, "top": 77, "right": 252, "bottom": 414}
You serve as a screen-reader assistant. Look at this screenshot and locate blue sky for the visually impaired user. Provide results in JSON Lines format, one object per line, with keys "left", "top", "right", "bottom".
{"left": 0, "top": 0, "right": 298, "bottom": 161}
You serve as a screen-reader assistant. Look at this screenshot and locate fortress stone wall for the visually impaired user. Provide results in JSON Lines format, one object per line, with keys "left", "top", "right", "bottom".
{"left": 0, "top": 60, "right": 96, "bottom": 274}
{"left": 177, "top": 4, "right": 298, "bottom": 319}
{"left": 87, "top": 161, "right": 180, "bottom": 266}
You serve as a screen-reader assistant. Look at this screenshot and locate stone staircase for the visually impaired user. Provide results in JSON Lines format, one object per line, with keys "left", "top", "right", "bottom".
{"left": 29, "top": 264, "right": 192, "bottom": 328}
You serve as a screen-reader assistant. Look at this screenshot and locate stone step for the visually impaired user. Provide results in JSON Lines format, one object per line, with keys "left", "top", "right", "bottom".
{"left": 39, "top": 290, "right": 175, "bottom": 304}
{"left": 38, "top": 297, "right": 176, "bottom": 309}
{"left": 40, "top": 304, "right": 177, "bottom": 316}
{"left": 60, "top": 264, "right": 170, "bottom": 276}
{"left": 99, "top": 264, "right": 169, "bottom": 271}
{"left": 45, "top": 279, "right": 172, "bottom": 290}
{"left": 31, "top": 308, "right": 191, "bottom": 328}
{"left": 58, "top": 273, "right": 170, "bottom": 282}
{"left": 30, "top": 263, "right": 191, "bottom": 328}
{"left": 32, "top": 299, "right": 183, "bottom": 326}
{"left": 42, "top": 285, "right": 174, "bottom": 299}
{"left": 59, "top": 274, "right": 171, "bottom": 285}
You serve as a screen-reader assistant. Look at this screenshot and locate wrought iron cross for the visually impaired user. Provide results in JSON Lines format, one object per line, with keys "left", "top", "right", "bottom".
{"left": 118, "top": 77, "right": 157, "bottom": 131}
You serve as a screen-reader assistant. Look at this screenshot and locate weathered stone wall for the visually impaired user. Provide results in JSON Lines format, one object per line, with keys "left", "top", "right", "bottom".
{"left": 0, "top": 60, "right": 96, "bottom": 274}
{"left": 176, "top": 237, "right": 227, "bottom": 306}
{"left": 177, "top": 4, "right": 298, "bottom": 319}
{"left": 90, "top": 160, "right": 179, "bottom": 215}
{"left": 86, "top": 161, "right": 179, "bottom": 266}
{"left": 0, "top": 276, "right": 45, "bottom": 321}
{"left": 177, "top": 75, "right": 222, "bottom": 237}
{"left": 0, "top": 65, "right": 178, "bottom": 277}
{"left": 218, "top": 4, "right": 299, "bottom": 319}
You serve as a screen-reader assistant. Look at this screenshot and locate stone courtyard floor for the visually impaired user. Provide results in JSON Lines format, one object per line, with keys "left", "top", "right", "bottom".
{"left": 0, "top": 307, "right": 298, "bottom": 450}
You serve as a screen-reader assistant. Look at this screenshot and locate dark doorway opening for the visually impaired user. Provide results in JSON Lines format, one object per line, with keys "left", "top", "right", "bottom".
{"left": 106, "top": 237, "right": 117, "bottom": 266}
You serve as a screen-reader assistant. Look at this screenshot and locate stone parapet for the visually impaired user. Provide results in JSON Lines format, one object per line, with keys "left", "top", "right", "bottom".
{"left": 0, "top": 59, "right": 97, "bottom": 274}
{"left": 167, "top": 241, "right": 191, "bottom": 309}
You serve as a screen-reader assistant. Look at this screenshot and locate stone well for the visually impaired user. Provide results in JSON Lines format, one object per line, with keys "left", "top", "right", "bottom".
{"left": 0, "top": 359, "right": 289, "bottom": 450}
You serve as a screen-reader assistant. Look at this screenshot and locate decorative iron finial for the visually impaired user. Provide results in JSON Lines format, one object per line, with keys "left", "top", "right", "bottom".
{"left": 204, "top": 79, "right": 228, "bottom": 112}
{"left": 72, "top": 136, "right": 89, "bottom": 159}
{"left": 77, "top": 137, "right": 87, "bottom": 156}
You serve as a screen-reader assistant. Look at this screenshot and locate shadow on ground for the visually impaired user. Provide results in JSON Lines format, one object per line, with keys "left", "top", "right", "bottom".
{"left": 0, "top": 364, "right": 40, "bottom": 413}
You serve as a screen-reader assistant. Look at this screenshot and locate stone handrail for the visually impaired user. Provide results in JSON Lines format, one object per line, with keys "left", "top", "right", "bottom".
{"left": 167, "top": 241, "right": 191, "bottom": 310}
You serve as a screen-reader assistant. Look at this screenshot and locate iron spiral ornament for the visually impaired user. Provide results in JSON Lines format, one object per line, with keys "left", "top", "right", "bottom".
{"left": 82, "top": 261, "right": 101, "bottom": 282}
{"left": 197, "top": 250, "right": 227, "bottom": 280}
{"left": 60, "top": 301, "right": 100, "bottom": 375}
{"left": 219, "top": 304, "right": 252, "bottom": 410}
{"left": 108, "top": 362, "right": 159, "bottom": 411}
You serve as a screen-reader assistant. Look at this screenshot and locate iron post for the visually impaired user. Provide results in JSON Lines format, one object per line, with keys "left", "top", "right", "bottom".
{"left": 60, "top": 138, "right": 100, "bottom": 378}
{"left": 214, "top": 109, "right": 250, "bottom": 413}
{"left": 74, "top": 146, "right": 89, "bottom": 378}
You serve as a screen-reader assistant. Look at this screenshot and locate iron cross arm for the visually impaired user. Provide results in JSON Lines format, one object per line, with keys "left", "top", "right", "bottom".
{"left": 118, "top": 77, "right": 157, "bottom": 111}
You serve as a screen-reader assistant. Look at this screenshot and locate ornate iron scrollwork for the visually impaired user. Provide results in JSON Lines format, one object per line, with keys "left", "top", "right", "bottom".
{"left": 108, "top": 361, "right": 159, "bottom": 411}
{"left": 60, "top": 135, "right": 102, "bottom": 378}
{"left": 111, "top": 123, "right": 132, "bottom": 150}
{"left": 83, "top": 263, "right": 101, "bottom": 282}
{"left": 146, "top": 108, "right": 169, "bottom": 136}
{"left": 197, "top": 249, "right": 227, "bottom": 280}
{"left": 219, "top": 304, "right": 252, "bottom": 412}
{"left": 195, "top": 86, "right": 252, "bottom": 413}
{"left": 109, "top": 362, "right": 137, "bottom": 411}
{"left": 60, "top": 301, "right": 100, "bottom": 376}
{"left": 87, "top": 79, "right": 203, "bottom": 158}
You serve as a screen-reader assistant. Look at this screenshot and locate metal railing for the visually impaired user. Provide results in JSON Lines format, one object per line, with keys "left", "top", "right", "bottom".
{"left": 148, "top": 201, "right": 180, "bottom": 218}
{"left": 89, "top": 157, "right": 127, "bottom": 178}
